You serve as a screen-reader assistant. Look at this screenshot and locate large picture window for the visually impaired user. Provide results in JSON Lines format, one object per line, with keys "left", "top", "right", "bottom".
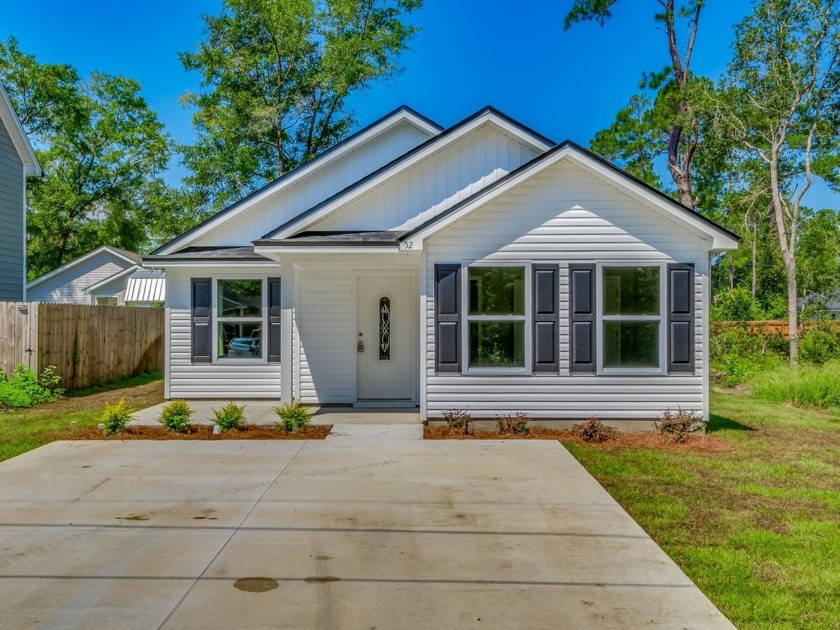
{"left": 467, "top": 265, "right": 527, "bottom": 370}
{"left": 600, "top": 265, "right": 663, "bottom": 370}
{"left": 216, "top": 279, "right": 265, "bottom": 360}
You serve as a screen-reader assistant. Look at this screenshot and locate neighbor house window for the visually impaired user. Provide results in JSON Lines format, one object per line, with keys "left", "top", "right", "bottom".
{"left": 216, "top": 279, "right": 265, "bottom": 360}
{"left": 600, "top": 265, "right": 663, "bottom": 371}
{"left": 467, "top": 265, "right": 527, "bottom": 370}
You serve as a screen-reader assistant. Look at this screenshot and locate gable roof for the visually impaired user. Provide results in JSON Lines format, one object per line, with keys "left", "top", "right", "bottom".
{"left": 27, "top": 246, "right": 143, "bottom": 289}
{"left": 399, "top": 140, "right": 740, "bottom": 252}
{"left": 152, "top": 105, "right": 443, "bottom": 256}
{"left": 261, "top": 106, "right": 556, "bottom": 241}
{"left": 0, "top": 83, "right": 42, "bottom": 177}
{"left": 85, "top": 264, "right": 143, "bottom": 293}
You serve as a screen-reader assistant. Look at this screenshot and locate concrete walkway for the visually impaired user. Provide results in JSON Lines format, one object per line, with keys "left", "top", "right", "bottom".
{"left": 131, "top": 401, "right": 421, "bottom": 426}
{"left": 0, "top": 432, "right": 733, "bottom": 629}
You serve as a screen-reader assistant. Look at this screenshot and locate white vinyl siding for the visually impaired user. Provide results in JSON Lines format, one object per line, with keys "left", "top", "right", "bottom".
{"left": 192, "top": 121, "right": 434, "bottom": 247}
{"left": 166, "top": 267, "right": 282, "bottom": 398}
{"left": 424, "top": 161, "right": 708, "bottom": 420}
{"left": 315, "top": 125, "right": 538, "bottom": 233}
{"left": 27, "top": 252, "right": 137, "bottom": 304}
{"left": 0, "top": 118, "right": 25, "bottom": 301}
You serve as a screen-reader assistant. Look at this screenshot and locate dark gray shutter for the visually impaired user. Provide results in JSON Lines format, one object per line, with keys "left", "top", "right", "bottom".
{"left": 533, "top": 264, "right": 559, "bottom": 373}
{"left": 435, "top": 264, "right": 461, "bottom": 372}
{"left": 191, "top": 278, "right": 212, "bottom": 363}
{"left": 569, "top": 264, "right": 596, "bottom": 373}
{"left": 267, "top": 277, "right": 282, "bottom": 364}
{"left": 668, "top": 263, "right": 695, "bottom": 373}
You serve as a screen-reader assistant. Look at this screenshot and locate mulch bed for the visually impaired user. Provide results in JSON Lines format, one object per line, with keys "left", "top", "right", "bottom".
{"left": 424, "top": 426, "right": 730, "bottom": 453}
{"left": 57, "top": 424, "right": 332, "bottom": 441}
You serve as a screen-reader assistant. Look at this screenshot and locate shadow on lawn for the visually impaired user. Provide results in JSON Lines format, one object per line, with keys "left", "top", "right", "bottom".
{"left": 707, "top": 413, "right": 756, "bottom": 433}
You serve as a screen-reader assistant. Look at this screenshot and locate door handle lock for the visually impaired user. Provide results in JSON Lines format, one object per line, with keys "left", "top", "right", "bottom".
{"left": 357, "top": 333, "right": 364, "bottom": 352}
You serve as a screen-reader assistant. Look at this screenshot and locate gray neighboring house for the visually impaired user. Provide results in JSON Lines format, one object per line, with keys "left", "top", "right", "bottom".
{"left": 0, "top": 83, "right": 42, "bottom": 301}
{"left": 27, "top": 246, "right": 147, "bottom": 305}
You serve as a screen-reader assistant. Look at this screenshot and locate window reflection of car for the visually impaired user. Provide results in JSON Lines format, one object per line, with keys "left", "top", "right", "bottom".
{"left": 227, "top": 336, "right": 261, "bottom": 357}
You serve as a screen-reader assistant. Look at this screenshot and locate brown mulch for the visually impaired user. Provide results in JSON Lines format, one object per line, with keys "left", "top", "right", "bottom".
{"left": 424, "top": 425, "right": 731, "bottom": 453}
{"left": 57, "top": 424, "right": 332, "bottom": 441}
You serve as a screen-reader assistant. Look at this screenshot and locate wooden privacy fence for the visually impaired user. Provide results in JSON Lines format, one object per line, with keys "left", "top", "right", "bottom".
{"left": 0, "top": 302, "right": 164, "bottom": 389}
{"left": 714, "top": 320, "right": 840, "bottom": 339}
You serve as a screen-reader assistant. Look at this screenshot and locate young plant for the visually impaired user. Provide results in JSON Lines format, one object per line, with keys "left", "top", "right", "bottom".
{"left": 442, "top": 409, "right": 473, "bottom": 436}
{"left": 572, "top": 417, "right": 616, "bottom": 443}
{"left": 0, "top": 364, "right": 64, "bottom": 409}
{"left": 212, "top": 400, "right": 246, "bottom": 432}
{"left": 274, "top": 400, "right": 311, "bottom": 433}
{"left": 158, "top": 399, "right": 194, "bottom": 433}
{"left": 655, "top": 408, "right": 704, "bottom": 443}
{"left": 496, "top": 412, "right": 530, "bottom": 436}
{"left": 100, "top": 398, "right": 132, "bottom": 436}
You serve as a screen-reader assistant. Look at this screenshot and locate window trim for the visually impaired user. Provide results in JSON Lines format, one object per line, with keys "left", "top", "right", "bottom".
{"left": 596, "top": 262, "right": 667, "bottom": 375}
{"left": 212, "top": 276, "right": 268, "bottom": 365}
{"left": 461, "top": 261, "right": 532, "bottom": 374}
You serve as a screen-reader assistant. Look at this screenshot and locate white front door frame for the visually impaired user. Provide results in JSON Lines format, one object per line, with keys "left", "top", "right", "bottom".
{"left": 354, "top": 270, "right": 419, "bottom": 406}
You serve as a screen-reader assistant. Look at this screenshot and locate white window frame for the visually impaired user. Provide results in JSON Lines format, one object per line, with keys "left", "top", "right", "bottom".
{"left": 461, "top": 261, "right": 532, "bottom": 374}
{"left": 596, "top": 261, "right": 667, "bottom": 375}
{"left": 212, "top": 276, "right": 268, "bottom": 365}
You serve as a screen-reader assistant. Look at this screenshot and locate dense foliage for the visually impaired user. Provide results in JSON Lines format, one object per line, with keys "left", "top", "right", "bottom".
{"left": 158, "top": 399, "right": 194, "bottom": 433}
{"left": 0, "top": 365, "right": 63, "bottom": 410}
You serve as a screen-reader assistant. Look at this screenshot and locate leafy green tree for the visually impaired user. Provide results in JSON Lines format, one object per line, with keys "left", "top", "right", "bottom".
{"left": 714, "top": 0, "right": 840, "bottom": 362}
{"left": 797, "top": 208, "right": 840, "bottom": 298}
{"left": 0, "top": 38, "right": 172, "bottom": 277}
{"left": 565, "top": 0, "right": 704, "bottom": 208}
{"left": 180, "top": 0, "right": 422, "bottom": 210}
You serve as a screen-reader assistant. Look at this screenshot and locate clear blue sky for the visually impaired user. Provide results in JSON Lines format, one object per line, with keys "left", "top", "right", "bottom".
{"left": 3, "top": 0, "right": 838, "bottom": 209}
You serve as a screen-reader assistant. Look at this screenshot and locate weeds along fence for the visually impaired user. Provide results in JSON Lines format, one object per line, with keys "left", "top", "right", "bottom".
{"left": 0, "top": 302, "right": 163, "bottom": 389}
{"left": 714, "top": 320, "right": 840, "bottom": 339}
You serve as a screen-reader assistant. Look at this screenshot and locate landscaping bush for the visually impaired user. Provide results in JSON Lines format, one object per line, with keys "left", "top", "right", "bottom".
{"left": 212, "top": 400, "right": 246, "bottom": 432}
{"left": 274, "top": 400, "right": 311, "bottom": 433}
{"left": 100, "top": 398, "right": 132, "bottom": 435}
{"left": 158, "top": 399, "right": 194, "bottom": 433}
{"left": 710, "top": 325, "right": 787, "bottom": 385}
{"left": 442, "top": 409, "right": 473, "bottom": 435}
{"left": 655, "top": 408, "right": 704, "bottom": 443}
{"left": 799, "top": 322, "right": 840, "bottom": 364}
{"left": 571, "top": 417, "right": 615, "bottom": 443}
{"left": 751, "top": 361, "right": 840, "bottom": 410}
{"left": 496, "top": 412, "right": 530, "bottom": 435}
{"left": 0, "top": 365, "right": 64, "bottom": 409}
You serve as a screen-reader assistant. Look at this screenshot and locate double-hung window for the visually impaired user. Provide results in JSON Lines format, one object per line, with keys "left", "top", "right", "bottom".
{"left": 215, "top": 278, "right": 266, "bottom": 361}
{"left": 599, "top": 264, "right": 664, "bottom": 372}
{"left": 466, "top": 264, "right": 529, "bottom": 371}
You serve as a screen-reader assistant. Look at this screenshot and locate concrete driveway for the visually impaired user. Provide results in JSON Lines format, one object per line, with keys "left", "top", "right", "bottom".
{"left": 0, "top": 430, "right": 733, "bottom": 629}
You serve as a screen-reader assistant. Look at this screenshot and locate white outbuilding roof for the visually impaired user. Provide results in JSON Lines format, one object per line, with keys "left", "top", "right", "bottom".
{"left": 124, "top": 269, "right": 165, "bottom": 303}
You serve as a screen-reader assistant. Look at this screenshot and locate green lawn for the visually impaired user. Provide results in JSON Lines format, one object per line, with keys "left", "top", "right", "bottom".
{"left": 0, "top": 371, "right": 163, "bottom": 462}
{"left": 563, "top": 391, "right": 840, "bottom": 629}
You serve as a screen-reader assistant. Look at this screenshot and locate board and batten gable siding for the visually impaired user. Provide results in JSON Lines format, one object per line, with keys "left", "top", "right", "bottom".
{"left": 424, "top": 160, "right": 710, "bottom": 420}
{"left": 192, "top": 122, "right": 433, "bottom": 247}
{"left": 27, "top": 252, "right": 136, "bottom": 304}
{"left": 0, "top": 117, "right": 25, "bottom": 301}
{"left": 315, "top": 125, "right": 540, "bottom": 233}
{"left": 166, "top": 266, "right": 283, "bottom": 398}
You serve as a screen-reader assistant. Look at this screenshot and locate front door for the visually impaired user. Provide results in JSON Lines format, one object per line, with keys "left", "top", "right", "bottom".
{"left": 356, "top": 275, "right": 415, "bottom": 401}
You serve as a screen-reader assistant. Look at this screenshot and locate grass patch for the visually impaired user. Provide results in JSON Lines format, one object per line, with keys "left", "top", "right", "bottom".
{"left": 750, "top": 361, "right": 840, "bottom": 411}
{"left": 0, "top": 372, "right": 164, "bottom": 462}
{"left": 563, "top": 391, "right": 840, "bottom": 628}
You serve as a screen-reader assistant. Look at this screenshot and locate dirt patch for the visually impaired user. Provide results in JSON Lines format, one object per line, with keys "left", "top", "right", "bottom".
{"left": 52, "top": 380, "right": 164, "bottom": 414}
{"left": 424, "top": 425, "right": 731, "bottom": 453}
{"left": 56, "top": 424, "right": 331, "bottom": 441}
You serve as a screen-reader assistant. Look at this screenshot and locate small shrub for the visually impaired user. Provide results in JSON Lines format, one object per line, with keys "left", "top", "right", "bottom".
{"left": 496, "top": 412, "right": 530, "bottom": 435}
{"left": 158, "top": 399, "right": 194, "bottom": 433}
{"left": 572, "top": 417, "right": 615, "bottom": 443}
{"left": 442, "top": 409, "right": 473, "bottom": 435}
{"left": 655, "top": 408, "right": 704, "bottom": 443}
{"left": 800, "top": 322, "right": 840, "bottom": 364}
{"left": 0, "top": 364, "right": 64, "bottom": 409}
{"left": 212, "top": 400, "right": 246, "bottom": 432}
{"left": 710, "top": 325, "right": 787, "bottom": 385}
{"left": 100, "top": 398, "right": 132, "bottom": 435}
{"left": 751, "top": 361, "right": 840, "bottom": 410}
{"left": 274, "top": 400, "right": 311, "bottom": 433}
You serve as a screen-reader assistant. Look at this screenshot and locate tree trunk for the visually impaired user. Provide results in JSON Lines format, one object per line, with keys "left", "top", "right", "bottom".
{"left": 769, "top": 151, "right": 799, "bottom": 365}
{"left": 785, "top": 256, "right": 799, "bottom": 364}
{"left": 751, "top": 234, "right": 757, "bottom": 299}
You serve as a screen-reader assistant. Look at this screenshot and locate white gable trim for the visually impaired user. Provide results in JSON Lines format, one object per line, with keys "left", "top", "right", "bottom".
{"left": 406, "top": 144, "right": 739, "bottom": 253}
{"left": 0, "top": 84, "right": 41, "bottom": 177}
{"left": 27, "top": 246, "right": 142, "bottom": 289}
{"left": 263, "top": 111, "right": 554, "bottom": 241}
{"left": 153, "top": 108, "right": 441, "bottom": 256}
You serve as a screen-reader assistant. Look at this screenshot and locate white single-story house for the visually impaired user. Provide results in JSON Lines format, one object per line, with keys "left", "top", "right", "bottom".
{"left": 147, "top": 105, "right": 738, "bottom": 424}
{"left": 27, "top": 246, "right": 165, "bottom": 306}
